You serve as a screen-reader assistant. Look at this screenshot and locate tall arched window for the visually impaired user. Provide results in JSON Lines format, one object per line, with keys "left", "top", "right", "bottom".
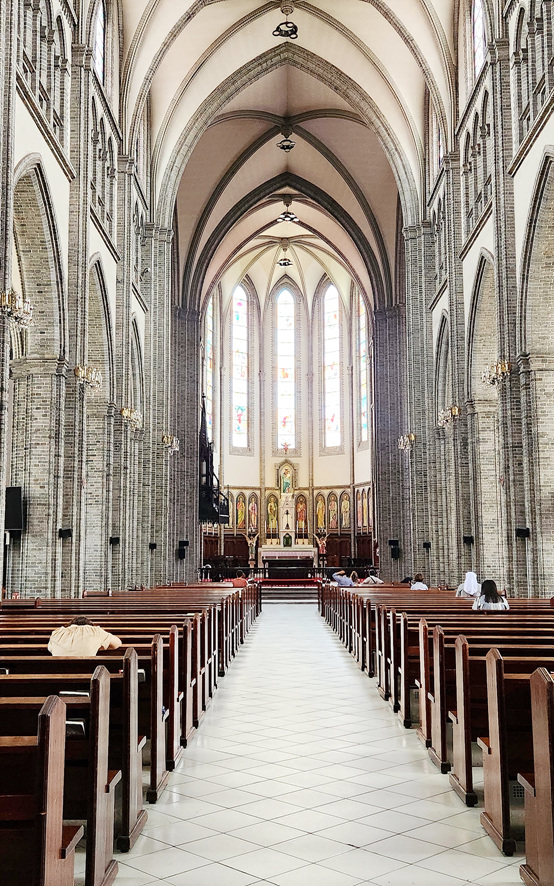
{"left": 358, "top": 293, "right": 369, "bottom": 444}
{"left": 276, "top": 289, "right": 295, "bottom": 450}
{"left": 92, "top": 0, "right": 106, "bottom": 84}
{"left": 323, "top": 284, "right": 341, "bottom": 448}
{"left": 472, "top": 0, "right": 486, "bottom": 78}
{"left": 232, "top": 286, "right": 248, "bottom": 449}
{"left": 204, "top": 295, "right": 214, "bottom": 442}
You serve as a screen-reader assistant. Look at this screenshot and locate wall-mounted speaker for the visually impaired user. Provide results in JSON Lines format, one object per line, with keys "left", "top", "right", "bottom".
{"left": 178, "top": 540, "right": 189, "bottom": 549}
{"left": 109, "top": 536, "right": 120, "bottom": 546}
{"left": 388, "top": 539, "right": 399, "bottom": 547}
{"left": 390, "top": 546, "right": 400, "bottom": 560}
{"left": 58, "top": 528, "right": 72, "bottom": 539}
{"left": 463, "top": 535, "right": 475, "bottom": 545}
{"left": 422, "top": 541, "right": 431, "bottom": 550}
{"left": 5, "top": 487, "right": 23, "bottom": 532}
{"left": 149, "top": 542, "right": 157, "bottom": 551}
{"left": 516, "top": 527, "right": 530, "bottom": 539}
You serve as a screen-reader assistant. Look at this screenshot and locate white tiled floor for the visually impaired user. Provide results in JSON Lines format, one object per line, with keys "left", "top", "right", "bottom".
{"left": 107, "top": 604, "right": 524, "bottom": 886}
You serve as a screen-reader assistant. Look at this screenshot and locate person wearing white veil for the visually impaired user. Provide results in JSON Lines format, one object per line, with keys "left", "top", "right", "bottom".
{"left": 456, "top": 571, "right": 481, "bottom": 598}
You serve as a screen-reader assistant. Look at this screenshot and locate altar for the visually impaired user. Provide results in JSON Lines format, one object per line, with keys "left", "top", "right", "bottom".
{"left": 260, "top": 545, "right": 317, "bottom": 578}
{"left": 260, "top": 461, "right": 318, "bottom": 576}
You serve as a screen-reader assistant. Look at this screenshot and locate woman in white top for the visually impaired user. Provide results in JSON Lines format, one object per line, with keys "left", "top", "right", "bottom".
{"left": 411, "top": 573, "right": 428, "bottom": 590}
{"left": 472, "top": 580, "right": 509, "bottom": 611}
{"left": 456, "top": 571, "right": 481, "bottom": 598}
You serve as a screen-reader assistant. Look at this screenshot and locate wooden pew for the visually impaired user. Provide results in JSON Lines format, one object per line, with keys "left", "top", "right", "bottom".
{"left": 0, "top": 667, "right": 120, "bottom": 886}
{"left": 518, "top": 667, "right": 554, "bottom": 886}
{"left": 0, "top": 695, "right": 83, "bottom": 886}
{"left": 0, "top": 648, "right": 147, "bottom": 851}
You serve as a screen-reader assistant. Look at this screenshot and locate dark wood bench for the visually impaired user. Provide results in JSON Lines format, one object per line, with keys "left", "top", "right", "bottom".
{"left": 0, "top": 694, "right": 83, "bottom": 886}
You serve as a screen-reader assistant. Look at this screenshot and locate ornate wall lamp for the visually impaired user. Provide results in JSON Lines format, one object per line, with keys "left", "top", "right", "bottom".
{"left": 74, "top": 365, "right": 103, "bottom": 390}
{"left": 398, "top": 433, "right": 416, "bottom": 451}
{"left": 482, "top": 360, "right": 512, "bottom": 386}
{"left": 120, "top": 407, "right": 143, "bottom": 431}
{"left": 162, "top": 433, "right": 180, "bottom": 453}
{"left": 0, "top": 289, "right": 33, "bottom": 327}
{"left": 437, "top": 405, "right": 461, "bottom": 428}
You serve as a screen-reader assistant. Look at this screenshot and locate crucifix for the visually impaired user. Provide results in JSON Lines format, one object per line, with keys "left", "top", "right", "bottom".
{"left": 285, "top": 509, "right": 291, "bottom": 530}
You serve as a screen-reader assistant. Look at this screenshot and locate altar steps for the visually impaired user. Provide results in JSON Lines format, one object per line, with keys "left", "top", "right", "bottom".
{"left": 261, "top": 585, "right": 318, "bottom": 603}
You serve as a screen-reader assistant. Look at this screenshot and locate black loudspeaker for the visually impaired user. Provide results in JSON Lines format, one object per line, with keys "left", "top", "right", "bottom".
{"left": 178, "top": 540, "right": 189, "bottom": 549}
{"left": 58, "top": 528, "right": 72, "bottom": 539}
{"left": 423, "top": 541, "right": 431, "bottom": 550}
{"left": 391, "top": 546, "right": 400, "bottom": 560}
{"left": 516, "top": 527, "right": 530, "bottom": 539}
{"left": 463, "top": 535, "right": 475, "bottom": 545}
{"left": 149, "top": 542, "right": 157, "bottom": 551}
{"left": 109, "top": 536, "right": 120, "bottom": 546}
{"left": 177, "top": 539, "right": 188, "bottom": 561}
{"left": 388, "top": 539, "right": 399, "bottom": 547}
{"left": 5, "top": 487, "right": 23, "bottom": 531}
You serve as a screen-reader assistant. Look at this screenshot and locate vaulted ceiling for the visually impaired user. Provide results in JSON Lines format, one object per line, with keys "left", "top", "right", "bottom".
{"left": 120, "top": 0, "right": 459, "bottom": 315}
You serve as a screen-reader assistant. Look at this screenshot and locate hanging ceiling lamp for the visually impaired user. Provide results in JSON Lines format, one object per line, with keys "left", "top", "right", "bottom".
{"left": 277, "top": 195, "right": 299, "bottom": 224}
{"left": 277, "top": 125, "right": 296, "bottom": 152}
{"left": 273, "top": 1, "right": 299, "bottom": 39}
{"left": 277, "top": 239, "right": 293, "bottom": 267}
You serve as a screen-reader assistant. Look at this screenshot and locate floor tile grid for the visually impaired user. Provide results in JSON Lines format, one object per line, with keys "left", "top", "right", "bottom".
{"left": 102, "top": 605, "right": 524, "bottom": 886}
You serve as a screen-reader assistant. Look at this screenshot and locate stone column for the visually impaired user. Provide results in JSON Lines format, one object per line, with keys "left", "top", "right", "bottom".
{"left": 490, "top": 38, "right": 527, "bottom": 593}
{"left": 0, "top": 0, "right": 18, "bottom": 590}
{"left": 373, "top": 304, "right": 408, "bottom": 580}
{"left": 9, "top": 357, "right": 65, "bottom": 596}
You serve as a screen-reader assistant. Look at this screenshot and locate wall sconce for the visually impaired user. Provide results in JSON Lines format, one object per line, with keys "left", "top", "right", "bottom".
{"left": 398, "top": 433, "right": 416, "bottom": 451}
{"left": 121, "top": 407, "right": 143, "bottom": 431}
{"left": 437, "top": 405, "right": 461, "bottom": 428}
{"left": 74, "top": 365, "right": 103, "bottom": 390}
{"left": 162, "top": 433, "right": 180, "bottom": 453}
{"left": 0, "top": 289, "right": 33, "bottom": 327}
{"left": 482, "top": 360, "right": 512, "bottom": 386}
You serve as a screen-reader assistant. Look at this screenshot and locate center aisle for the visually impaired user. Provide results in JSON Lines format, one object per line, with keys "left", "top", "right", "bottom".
{"left": 114, "top": 604, "right": 522, "bottom": 886}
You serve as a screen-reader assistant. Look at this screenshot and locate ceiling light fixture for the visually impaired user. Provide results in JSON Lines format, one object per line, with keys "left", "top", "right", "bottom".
{"left": 273, "top": 1, "right": 298, "bottom": 39}
{"left": 277, "top": 125, "right": 296, "bottom": 152}
{"left": 277, "top": 239, "right": 293, "bottom": 268}
{"left": 277, "top": 195, "right": 299, "bottom": 224}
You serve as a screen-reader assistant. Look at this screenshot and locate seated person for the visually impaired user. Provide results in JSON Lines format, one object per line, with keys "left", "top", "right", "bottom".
{"left": 472, "top": 579, "right": 509, "bottom": 611}
{"left": 48, "top": 616, "right": 122, "bottom": 657}
{"left": 411, "top": 573, "right": 428, "bottom": 590}
{"left": 332, "top": 570, "right": 357, "bottom": 587}
{"left": 360, "top": 568, "right": 384, "bottom": 585}
{"left": 231, "top": 569, "right": 248, "bottom": 588}
{"left": 456, "top": 571, "right": 481, "bottom": 598}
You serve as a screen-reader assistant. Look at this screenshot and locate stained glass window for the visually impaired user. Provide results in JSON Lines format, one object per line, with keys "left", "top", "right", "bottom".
{"left": 232, "top": 286, "right": 248, "bottom": 448}
{"left": 93, "top": 0, "right": 106, "bottom": 83}
{"left": 473, "top": 0, "right": 486, "bottom": 78}
{"left": 358, "top": 293, "right": 369, "bottom": 443}
{"left": 277, "top": 289, "right": 295, "bottom": 450}
{"left": 324, "top": 285, "right": 341, "bottom": 447}
{"left": 204, "top": 295, "right": 214, "bottom": 441}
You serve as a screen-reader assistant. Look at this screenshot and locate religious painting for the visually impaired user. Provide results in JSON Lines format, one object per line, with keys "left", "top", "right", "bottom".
{"left": 362, "top": 489, "right": 369, "bottom": 530}
{"left": 279, "top": 463, "right": 293, "bottom": 495}
{"left": 328, "top": 493, "right": 338, "bottom": 530}
{"left": 295, "top": 494, "right": 307, "bottom": 535}
{"left": 236, "top": 493, "right": 246, "bottom": 531}
{"left": 267, "top": 494, "right": 278, "bottom": 534}
{"left": 340, "top": 492, "right": 350, "bottom": 531}
{"left": 315, "top": 493, "right": 326, "bottom": 531}
{"left": 248, "top": 493, "right": 258, "bottom": 532}
{"left": 356, "top": 490, "right": 362, "bottom": 530}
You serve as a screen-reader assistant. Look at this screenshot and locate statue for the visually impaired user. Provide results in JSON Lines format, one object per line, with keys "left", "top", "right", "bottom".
{"left": 281, "top": 465, "right": 292, "bottom": 494}
{"left": 243, "top": 532, "right": 259, "bottom": 566}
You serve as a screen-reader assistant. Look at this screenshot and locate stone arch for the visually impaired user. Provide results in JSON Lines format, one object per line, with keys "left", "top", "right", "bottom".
{"left": 517, "top": 148, "right": 554, "bottom": 594}
{"left": 156, "top": 44, "right": 420, "bottom": 231}
{"left": 185, "top": 173, "right": 387, "bottom": 314}
{"left": 83, "top": 259, "right": 114, "bottom": 591}
{"left": 466, "top": 251, "right": 503, "bottom": 580}
{"left": 8, "top": 159, "right": 67, "bottom": 596}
